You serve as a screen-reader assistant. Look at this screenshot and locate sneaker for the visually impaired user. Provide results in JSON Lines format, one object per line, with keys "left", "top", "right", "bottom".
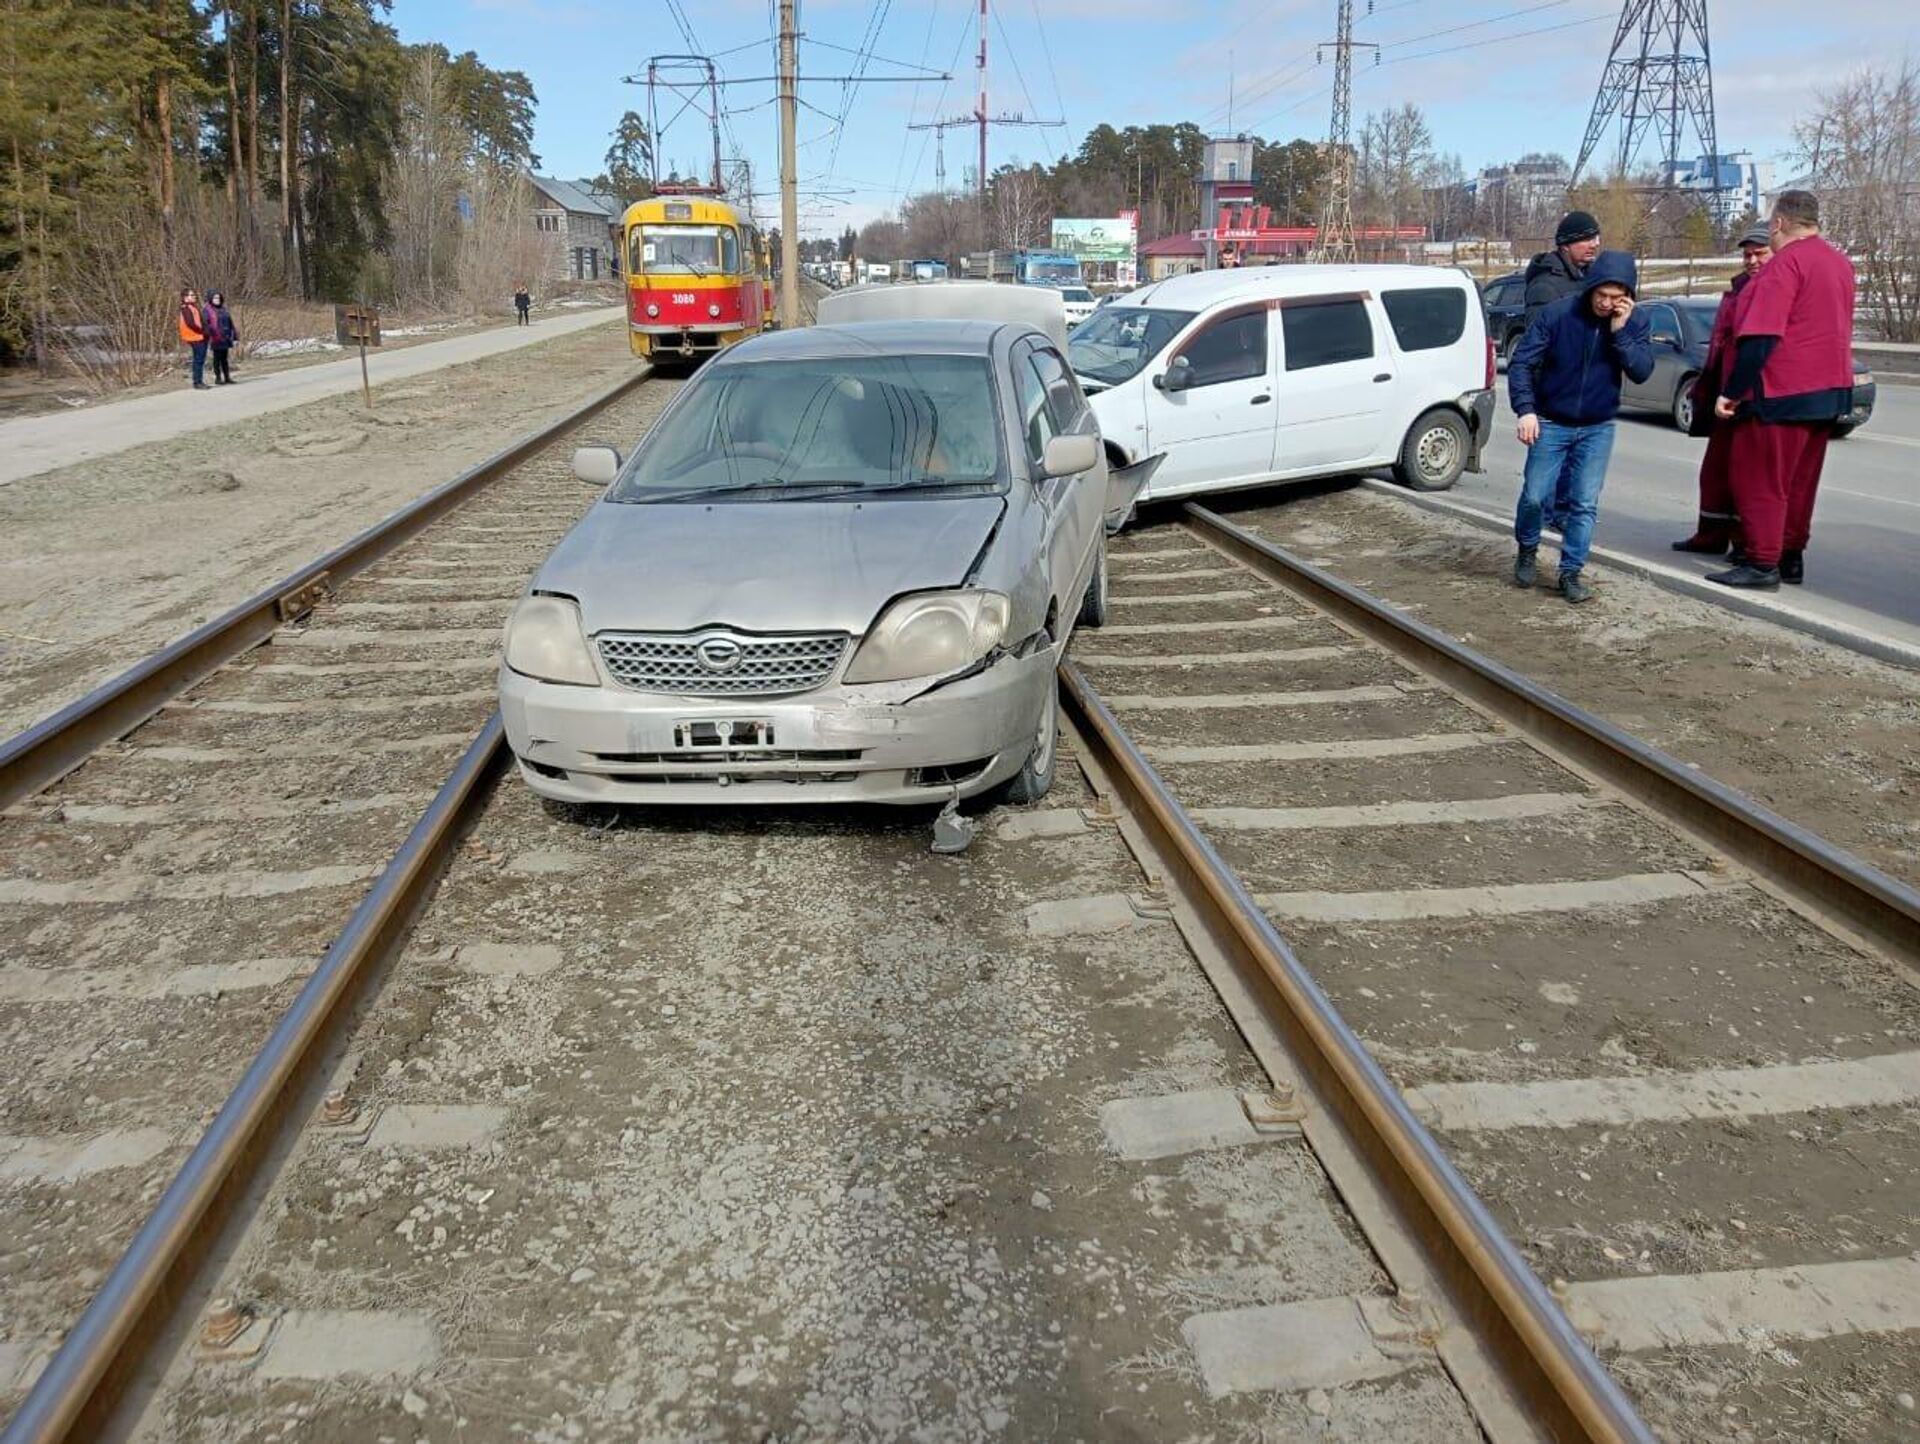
{"left": 1705, "top": 563, "right": 1781, "bottom": 590}
{"left": 1559, "top": 571, "right": 1594, "bottom": 604}
{"left": 192, "top": 382, "right": 209, "bottom": 390}
{"left": 1513, "top": 544, "right": 1538, "bottom": 589}
{"left": 1780, "top": 550, "right": 1804, "bottom": 585}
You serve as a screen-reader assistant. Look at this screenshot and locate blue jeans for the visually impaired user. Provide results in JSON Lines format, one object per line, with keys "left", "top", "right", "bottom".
{"left": 189, "top": 340, "right": 208, "bottom": 385}
{"left": 1515, "top": 419, "right": 1615, "bottom": 575}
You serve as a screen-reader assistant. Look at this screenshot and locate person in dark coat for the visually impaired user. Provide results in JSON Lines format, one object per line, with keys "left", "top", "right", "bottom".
{"left": 179, "top": 287, "right": 211, "bottom": 389}
{"left": 207, "top": 291, "right": 239, "bottom": 385}
{"left": 514, "top": 284, "right": 532, "bottom": 324}
{"left": 1523, "top": 210, "right": 1603, "bottom": 324}
{"left": 1671, "top": 225, "right": 1771, "bottom": 557}
{"left": 1507, "top": 250, "right": 1655, "bottom": 604}
{"left": 1522, "top": 210, "right": 1604, "bottom": 530}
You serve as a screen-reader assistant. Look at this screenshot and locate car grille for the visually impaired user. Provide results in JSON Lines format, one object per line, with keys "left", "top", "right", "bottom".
{"left": 596, "top": 630, "right": 849, "bottom": 696}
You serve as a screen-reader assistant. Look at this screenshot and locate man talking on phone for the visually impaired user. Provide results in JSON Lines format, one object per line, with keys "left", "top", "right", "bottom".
{"left": 1506, "top": 250, "right": 1654, "bottom": 604}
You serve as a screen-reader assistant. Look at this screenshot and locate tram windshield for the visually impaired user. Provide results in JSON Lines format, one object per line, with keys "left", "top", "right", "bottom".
{"left": 631, "top": 224, "right": 742, "bottom": 277}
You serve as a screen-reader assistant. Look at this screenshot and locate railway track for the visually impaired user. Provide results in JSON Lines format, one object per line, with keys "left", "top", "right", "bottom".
{"left": 0, "top": 369, "right": 677, "bottom": 1438}
{"left": 3, "top": 398, "right": 1917, "bottom": 1440}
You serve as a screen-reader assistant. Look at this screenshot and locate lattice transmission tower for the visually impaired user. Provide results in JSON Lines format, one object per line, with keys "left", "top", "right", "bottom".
{"left": 1570, "top": 0, "right": 1719, "bottom": 192}
{"left": 1314, "top": 0, "right": 1376, "bottom": 263}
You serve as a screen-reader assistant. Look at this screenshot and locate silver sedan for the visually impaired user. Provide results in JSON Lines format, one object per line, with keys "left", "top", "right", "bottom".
{"left": 499, "top": 318, "right": 1141, "bottom": 807}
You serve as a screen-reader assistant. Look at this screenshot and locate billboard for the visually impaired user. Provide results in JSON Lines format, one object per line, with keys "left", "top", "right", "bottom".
{"left": 1052, "top": 217, "right": 1136, "bottom": 264}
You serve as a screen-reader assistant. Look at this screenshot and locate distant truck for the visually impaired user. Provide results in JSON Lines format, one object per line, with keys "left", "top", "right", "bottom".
{"left": 895, "top": 258, "right": 951, "bottom": 282}
{"left": 964, "top": 249, "right": 1084, "bottom": 288}
{"left": 856, "top": 261, "right": 893, "bottom": 284}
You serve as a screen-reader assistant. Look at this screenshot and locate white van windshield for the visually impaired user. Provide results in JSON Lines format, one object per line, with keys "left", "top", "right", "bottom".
{"left": 1068, "top": 306, "right": 1195, "bottom": 385}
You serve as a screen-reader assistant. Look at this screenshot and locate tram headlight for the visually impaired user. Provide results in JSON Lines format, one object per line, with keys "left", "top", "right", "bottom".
{"left": 645, "top": 303, "right": 659, "bottom": 318}
{"left": 708, "top": 303, "right": 722, "bottom": 318}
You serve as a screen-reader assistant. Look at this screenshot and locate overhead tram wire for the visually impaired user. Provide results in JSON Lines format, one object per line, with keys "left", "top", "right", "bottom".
{"left": 989, "top": 3, "right": 1065, "bottom": 164}
{"left": 1024, "top": 0, "right": 1070, "bottom": 150}
{"left": 892, "top": 0, "right": 951, "bottom": 199}
{"left": 900, "top": 7, "right": 976, "bottom": 198}
{"left": 821, "top": 0, "right": 898, "bottom": 186}
{"left": 1239, "top": 6, "right": 1614, "bottom": 137}
{"left": 1371, "top": 0, "right": 1577, "bottom": 54}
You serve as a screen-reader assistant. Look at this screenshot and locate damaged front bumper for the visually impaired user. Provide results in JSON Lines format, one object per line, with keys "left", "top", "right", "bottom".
{"left": 499, "top": 647, "right": 1055, "bottom": 806}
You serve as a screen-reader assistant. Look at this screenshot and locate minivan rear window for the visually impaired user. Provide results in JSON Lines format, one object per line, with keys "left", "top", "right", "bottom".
{"left": 1382, "top": 287, "right": 1468, "bottom": 351}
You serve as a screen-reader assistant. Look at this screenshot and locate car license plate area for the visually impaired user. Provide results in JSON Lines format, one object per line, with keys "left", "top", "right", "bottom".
{"left": 675, "top": 719, "right": 776, "bottom": 750}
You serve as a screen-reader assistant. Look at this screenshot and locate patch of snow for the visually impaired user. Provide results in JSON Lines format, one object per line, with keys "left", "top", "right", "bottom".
{"left": 252, "top": 337, "right": 342, "bottom": 357}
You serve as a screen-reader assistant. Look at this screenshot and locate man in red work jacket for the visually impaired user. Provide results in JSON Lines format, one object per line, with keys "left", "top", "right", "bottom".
{"left": 1709, "top": 190, "right": 1857, "bottom": 590}
{"left": 1671, "top": 224, "right": 1772, "bottom": 557}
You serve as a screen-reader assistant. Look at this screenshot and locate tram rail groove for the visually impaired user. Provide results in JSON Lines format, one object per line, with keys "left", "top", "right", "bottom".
{"left": 0, "top": 717, "right": 507, "bottom": 1444}
{"left": 1058, "top": 664, "right": 1654, "bottom": 1444}
{"left": 0, "top": 367, "right": 650, "bottom": 812}
{"left": 1183, "top": 503, "right": 1920, "bottom": 973}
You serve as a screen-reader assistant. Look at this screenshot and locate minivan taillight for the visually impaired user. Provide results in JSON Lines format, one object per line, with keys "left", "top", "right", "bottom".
{"left": 1485, "top": 335, "right": 1496, "bottom": 390}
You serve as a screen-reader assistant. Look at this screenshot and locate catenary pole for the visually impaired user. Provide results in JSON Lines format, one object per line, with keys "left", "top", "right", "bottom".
{"left": 778, "top": 0, "right": 800, "bottom": 328}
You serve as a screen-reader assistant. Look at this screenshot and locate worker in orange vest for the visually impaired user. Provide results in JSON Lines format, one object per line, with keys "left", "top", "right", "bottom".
{"left": 178, "top": 286, "right": 212, "bottom": 389}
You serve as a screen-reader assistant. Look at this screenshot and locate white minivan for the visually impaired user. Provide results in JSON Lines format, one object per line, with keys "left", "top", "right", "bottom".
{"left": 1066, "top": 265, "right": 1496, "bottom": 497}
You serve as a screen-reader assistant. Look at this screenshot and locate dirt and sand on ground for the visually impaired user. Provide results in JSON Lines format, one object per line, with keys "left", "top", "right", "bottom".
{"left": 136, "top": 752, "right": 1480, "bottom": 1444}
{"left": 0, "top": 317, "right": 640, "bottom": 737}
{"left": 1208, "top": 485, "right": 1920, "bottom": 890}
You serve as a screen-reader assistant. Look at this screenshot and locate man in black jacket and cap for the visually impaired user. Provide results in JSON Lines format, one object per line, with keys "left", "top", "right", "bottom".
{"left": 1525, "top": 210, "right": 1602, "bottom": 324}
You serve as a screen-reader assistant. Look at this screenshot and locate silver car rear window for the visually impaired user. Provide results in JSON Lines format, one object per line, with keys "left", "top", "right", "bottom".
{"left": 612, "top": 356, "right": 1007, "bottom": 501}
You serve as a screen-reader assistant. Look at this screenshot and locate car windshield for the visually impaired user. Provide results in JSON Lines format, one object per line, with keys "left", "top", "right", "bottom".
{"left": 1061, "top": 288, "right": 1094, "bottom": 304}
{"left": 610, "top": 355, "right": 1005, "bottom": 503}
{"left": 1068, "top": 306, "right": 1195, "bottom": 385}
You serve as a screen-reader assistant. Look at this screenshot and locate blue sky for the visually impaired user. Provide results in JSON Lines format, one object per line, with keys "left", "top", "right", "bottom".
{"left": 397, "top": 0, "right": 1913, "bottom": 237}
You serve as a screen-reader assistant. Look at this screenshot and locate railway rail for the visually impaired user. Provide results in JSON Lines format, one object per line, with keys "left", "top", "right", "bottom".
{"left": 3, "top": 368, "right": 1918, "bottom": 1439}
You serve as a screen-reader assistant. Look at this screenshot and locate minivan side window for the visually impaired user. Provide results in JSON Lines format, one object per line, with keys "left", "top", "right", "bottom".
{"left": 1282, "top": 298, "right": 1374, "bottom": 370}
{"left": 1014, "top": 348, "right": 1057, "bottom": 465}
{"left": 1382, "top": 287, "right": 1468, "bottom": 351}
{"left": 1485, "top": 279, "right": 1515, "bottom": 307}
{"left": 1178, "top": 310, "right": 1268, "bottom": 387}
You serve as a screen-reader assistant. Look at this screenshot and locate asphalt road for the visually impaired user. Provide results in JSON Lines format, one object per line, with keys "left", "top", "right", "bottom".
{"left": 1440, "top": 380, "right": 1920, "bottom": 650}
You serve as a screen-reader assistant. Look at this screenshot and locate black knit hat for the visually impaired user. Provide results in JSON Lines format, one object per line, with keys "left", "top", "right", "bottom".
{"left": 1555, "top": 210, "right": 1601, "bottom": 246}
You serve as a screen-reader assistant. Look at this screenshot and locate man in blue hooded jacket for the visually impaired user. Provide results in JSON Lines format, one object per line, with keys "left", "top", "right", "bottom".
{"left": 1507, "top": 249, "right": 1654, "bottom": 603}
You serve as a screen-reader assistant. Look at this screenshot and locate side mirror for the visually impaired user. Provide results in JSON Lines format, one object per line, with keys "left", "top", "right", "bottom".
{"left": 1040, "top": 432, "right": 1099, "bottom": 478}
{"left": 571, "top": 445, "right": 621, "bottom": 486}
{"left": 1155, "top": 356, "right": 1193, "bottom": 393}
{"left": 1654, "top": 332, "right": 1681, "bottom": 348}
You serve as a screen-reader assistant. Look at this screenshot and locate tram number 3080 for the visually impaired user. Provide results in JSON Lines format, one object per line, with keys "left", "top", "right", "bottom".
{"left": 672, "top": 293, "right": 697, "bottom": 306}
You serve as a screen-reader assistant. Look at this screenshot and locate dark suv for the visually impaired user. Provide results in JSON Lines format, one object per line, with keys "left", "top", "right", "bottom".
{"left": 1481, "top": 270, "right": 1528, "bottom": 364}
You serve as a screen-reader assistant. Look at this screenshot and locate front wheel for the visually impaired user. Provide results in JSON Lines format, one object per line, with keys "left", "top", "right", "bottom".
{"left": 1394, "top": 408, "right": 1470, "bottom": 492}
{"left": 1076, "top": 538, "right": 1110, "bottom": 629}
{"left": 1671, "top": 374, "right": 1699, "bottom": 432}
{"left": 995, "top": 676, "right": 1059, "bottom": 805}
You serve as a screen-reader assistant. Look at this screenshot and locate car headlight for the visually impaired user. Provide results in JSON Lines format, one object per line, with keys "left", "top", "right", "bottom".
{"left": 843, "top": 590, "right": 1011, "bottom": 684}
{"left": 503, "top": 595, "right": 598, "bottom": 686}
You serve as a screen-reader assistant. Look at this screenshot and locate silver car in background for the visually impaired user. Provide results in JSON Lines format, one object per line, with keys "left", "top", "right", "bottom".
{"left": 499, "top": 318, "right": 1139, "bottom": 807}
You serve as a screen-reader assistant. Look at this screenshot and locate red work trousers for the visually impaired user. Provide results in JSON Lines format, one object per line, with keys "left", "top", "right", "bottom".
{"left": 1727, "top": 419, "right": 1831, "bottom": 567}
{"left": 1692, "top": 422, "right": 1740, "bottom": 546}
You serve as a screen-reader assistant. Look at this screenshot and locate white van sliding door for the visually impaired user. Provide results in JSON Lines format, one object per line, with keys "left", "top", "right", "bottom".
{"left": 1273, "top": 294, "right": 1388, "bottom": 474}
{"left": 1143, "top": 305, "right": 1279, "bottom": 497}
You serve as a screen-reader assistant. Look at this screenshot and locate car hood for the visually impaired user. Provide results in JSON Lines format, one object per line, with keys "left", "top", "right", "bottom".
{"left": 535, "top": 495, "right": 1006, "bottom": 636}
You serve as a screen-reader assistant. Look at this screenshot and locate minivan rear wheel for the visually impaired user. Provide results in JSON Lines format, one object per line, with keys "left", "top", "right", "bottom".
{"left": 1395, "top": 408, "right": 1470, "bottom": 492}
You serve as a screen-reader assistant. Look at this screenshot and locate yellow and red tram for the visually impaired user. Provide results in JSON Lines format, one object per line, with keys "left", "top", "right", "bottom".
{"left": 620, "top": 190, "right": 772, "bottom": 365}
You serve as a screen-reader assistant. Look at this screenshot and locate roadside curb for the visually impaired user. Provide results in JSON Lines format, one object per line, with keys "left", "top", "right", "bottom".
{"left": 1356, "top": 477, "right": 1920, "bottom": 673}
